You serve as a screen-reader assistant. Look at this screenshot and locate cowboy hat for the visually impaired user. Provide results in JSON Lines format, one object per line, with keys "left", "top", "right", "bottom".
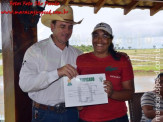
{"left": 41, "top": 5, "right": 82, "bottom": 27}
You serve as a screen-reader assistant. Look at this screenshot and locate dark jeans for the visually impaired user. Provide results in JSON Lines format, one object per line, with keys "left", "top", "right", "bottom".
{"left": 32, "top": 106, "right": 78, "bottom": 122}
{"left": 79, "top": 114, "right": 129, "bottom": 122}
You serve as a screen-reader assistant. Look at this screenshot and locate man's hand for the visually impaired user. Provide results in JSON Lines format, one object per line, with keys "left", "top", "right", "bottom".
{"left": 57, "top": 64, "right": 78, "bottom": 79}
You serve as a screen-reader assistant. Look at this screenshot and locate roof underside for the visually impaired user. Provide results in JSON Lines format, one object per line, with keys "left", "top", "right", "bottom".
{"left": 48, "top": 0, "right": 163, "bottom": 16}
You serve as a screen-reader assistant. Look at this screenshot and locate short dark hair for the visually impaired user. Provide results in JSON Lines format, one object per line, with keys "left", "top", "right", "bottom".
{"left": 52, "top": 20, "right": 57, "bottom": 25}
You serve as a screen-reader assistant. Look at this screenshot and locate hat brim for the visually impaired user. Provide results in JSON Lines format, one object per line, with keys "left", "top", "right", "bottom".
{"left": 92, "top": 27, "right": 112, "bottom": 35}
{"left": 41, "top": 14, "right": 82, "bottom": 27}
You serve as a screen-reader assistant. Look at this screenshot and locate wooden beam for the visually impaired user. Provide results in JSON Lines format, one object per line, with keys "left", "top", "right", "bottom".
{"left": 150, "top": 3, "right": 163, "bottom": 16}
{"left": 1, "top": 1, "right": 15, "bottom": 122}
{"left": 62, "top": 0, "right": 71, "bottom": 5}
{"left": 2, "top": 0, "right": 37, "bottom": 122}
{"left": 94, "top": 0, "right": 107, "bottom": 14}
{"left": 124, "top": 0, "right": 139, "bottom": 15}
{"left": 137, "top": 0, "right": 163, "bottom": 2}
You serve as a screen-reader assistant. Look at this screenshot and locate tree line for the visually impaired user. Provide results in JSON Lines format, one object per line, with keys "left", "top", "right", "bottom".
{"left": 73, "top": 45, "right": 93, "bottom": 53}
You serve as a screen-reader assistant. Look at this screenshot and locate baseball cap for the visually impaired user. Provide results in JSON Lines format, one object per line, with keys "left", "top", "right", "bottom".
{"left": 92, "top": 22, "right": 112, "bottom": 35}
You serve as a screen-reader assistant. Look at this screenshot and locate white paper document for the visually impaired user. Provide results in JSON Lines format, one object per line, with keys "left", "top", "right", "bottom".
{"left": 64, "top": 73, "right": 108, "bottom": 107}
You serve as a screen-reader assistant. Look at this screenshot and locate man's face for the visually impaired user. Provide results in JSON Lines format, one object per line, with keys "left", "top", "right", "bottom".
{"left": 51, "top": 21, "right": 73, "bottom": 45}
{"left": 92, "top": 29, "right": 112, "bottom": 57}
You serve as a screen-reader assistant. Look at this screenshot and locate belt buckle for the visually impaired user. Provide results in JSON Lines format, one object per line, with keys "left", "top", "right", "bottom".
{"left": 54, "top": 103, "right": 66, "bottom": 113}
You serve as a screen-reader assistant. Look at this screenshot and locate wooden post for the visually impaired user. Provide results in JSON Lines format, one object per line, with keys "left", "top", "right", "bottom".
{"left": 1, "top": 0, "right": 37, "bottom": 121}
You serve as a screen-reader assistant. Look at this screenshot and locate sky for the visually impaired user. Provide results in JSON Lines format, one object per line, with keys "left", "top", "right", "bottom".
{"left": 0, "top": 4, "right": 163, "bottom": 49}
{"left": 37, "top": 5, "right": 163, "bottom": 49}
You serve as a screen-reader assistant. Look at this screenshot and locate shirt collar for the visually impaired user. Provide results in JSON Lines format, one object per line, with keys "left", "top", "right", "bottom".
{"left": 49, "top": 35, "right": 68, "bottom": 52}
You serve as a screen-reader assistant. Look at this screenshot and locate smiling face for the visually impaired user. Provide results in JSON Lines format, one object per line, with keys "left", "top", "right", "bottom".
{"left": 92, "top": 29, "right": 113, "bottom": 58}
{"left": 51, "top": 21, "right": 73, "bottom": 49}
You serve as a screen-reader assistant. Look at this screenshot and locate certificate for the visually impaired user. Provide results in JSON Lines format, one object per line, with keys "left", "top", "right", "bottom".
{"left": 63, "top": 73, "right": 108, "bottom": 107}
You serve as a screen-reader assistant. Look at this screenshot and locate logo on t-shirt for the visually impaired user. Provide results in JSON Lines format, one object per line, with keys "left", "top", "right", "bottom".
{"left": 105, "top": 66, "right": 117, "bottom": 71}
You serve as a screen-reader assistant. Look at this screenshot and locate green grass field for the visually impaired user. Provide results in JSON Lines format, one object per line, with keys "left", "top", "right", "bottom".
{"left": 73, "top": 47, "right": 163, "bottom": 76}
{"left": 120, "top": 49, "right": 163, "bottom": 75}
{"left": 0, "top": 49, "right": 162, "bottom": 76}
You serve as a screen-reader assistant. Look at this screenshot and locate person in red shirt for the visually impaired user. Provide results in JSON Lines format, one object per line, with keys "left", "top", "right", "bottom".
{"left": 77, "top": 22, "right": 135, "bottom": 122}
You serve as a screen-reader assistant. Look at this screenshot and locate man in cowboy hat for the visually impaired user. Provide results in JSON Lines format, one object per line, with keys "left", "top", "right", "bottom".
{"left": 19, "top": 5, "right": 82, "bottom": 122}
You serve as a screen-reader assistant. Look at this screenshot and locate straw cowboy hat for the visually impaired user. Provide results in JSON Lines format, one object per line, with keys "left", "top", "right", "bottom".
{"left": 41, "top": 5, "right": 82, "bottom": 27}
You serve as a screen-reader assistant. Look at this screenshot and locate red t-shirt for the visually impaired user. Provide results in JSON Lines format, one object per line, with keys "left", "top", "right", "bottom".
{"left": 76, "top": 52, "right": 134, "bottom": 121}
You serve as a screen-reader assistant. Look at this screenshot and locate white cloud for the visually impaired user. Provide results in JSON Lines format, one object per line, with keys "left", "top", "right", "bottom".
{"left": 37, "top": 5, "right": 163, "bottom": 48}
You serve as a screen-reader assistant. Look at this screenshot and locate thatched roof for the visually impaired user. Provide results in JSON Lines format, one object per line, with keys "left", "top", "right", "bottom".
{"left": 48, "top": 0, "right": 163, "bottom": 16}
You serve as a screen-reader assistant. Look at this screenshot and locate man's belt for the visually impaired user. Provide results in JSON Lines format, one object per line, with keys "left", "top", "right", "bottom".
{"left": 33, "top": 101, "right": 66, "bottom": 113}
